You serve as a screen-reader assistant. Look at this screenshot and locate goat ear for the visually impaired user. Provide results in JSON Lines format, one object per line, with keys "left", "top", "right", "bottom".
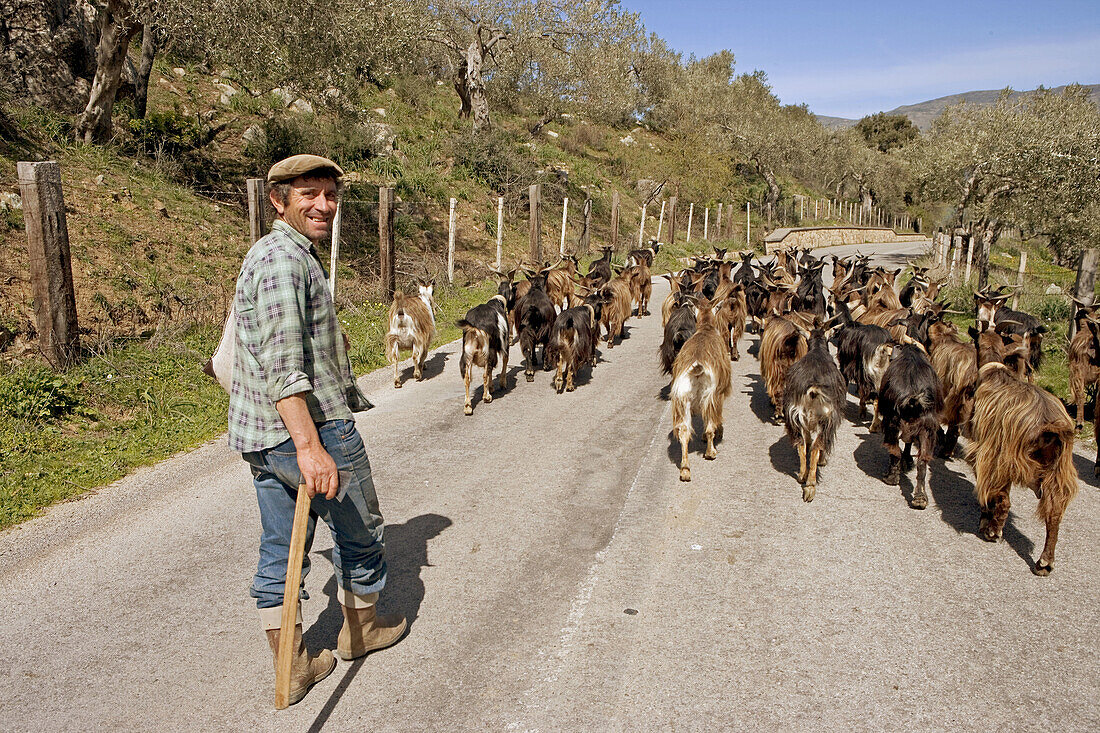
{"left": 968, "top": 325, "right": 981, "bottom": 341}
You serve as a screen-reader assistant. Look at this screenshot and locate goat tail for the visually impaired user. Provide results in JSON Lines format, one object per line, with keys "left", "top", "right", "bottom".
{"left": 1037, "top": 429, "right": 1079, "bottom": 522}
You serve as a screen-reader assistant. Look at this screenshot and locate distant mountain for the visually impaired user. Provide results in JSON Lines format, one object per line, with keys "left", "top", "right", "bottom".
{"left": 813, "top": 83, "right": 1100, "bottom": 131}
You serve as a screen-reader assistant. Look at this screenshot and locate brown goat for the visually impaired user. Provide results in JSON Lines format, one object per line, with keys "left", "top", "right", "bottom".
{"left": 670, "top": 298, "right": 733, "bottom": 481}
{"left": 760, "top": 315, "right": 809, "bottom": 421}
{"left": 385, "top": 281, "right": 437, "bottom": 388}
{"left": 1068, "top": 319, "right": 1100, "bottom": 440}
{"left": 927, "top": 319, "right": 977, "bottom": 457}
{"left": 544, "top": 255, "right": 578, "bottom": 311}
{"left": 598, "top": 275, "right": 633, "bottom": 348}
{"left": 627, "top": 260, "right": 653, "bottom": 316}
{"left": 712, "top": 282, "right": 747, "bottom": 360}
{"left": 967, "top": 358, "right": 1079, "bottom": 575}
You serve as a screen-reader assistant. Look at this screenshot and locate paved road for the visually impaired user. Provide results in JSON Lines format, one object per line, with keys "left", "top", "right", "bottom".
{"left": 2, "top": 239, "right": 1098, "bottom": 731}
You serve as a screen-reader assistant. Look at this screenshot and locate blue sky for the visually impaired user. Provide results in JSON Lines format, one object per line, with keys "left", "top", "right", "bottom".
{"left": 619, "top": 0, "right": 1100, "bottom": 119}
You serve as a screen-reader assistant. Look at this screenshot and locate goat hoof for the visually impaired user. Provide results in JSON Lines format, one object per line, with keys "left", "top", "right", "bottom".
{"left": 463, "top": 405, "right": 473, "bottom": 416}
{"left": 977, "top": 520, "right": 1000, "bottom": 542}
{"left": 704, "top": 449, "right": 717, "bottom": 460}
{"left": 802, "top": 485, "right": 816, "bottom": 502}
{"left": 483, "top": 393, "right": 493, "bottom": 403}
{"left": 394, "top": 380, "right": 403, "bottom": 389}
{"left": 566, "top": 385, "right": 576, "bottom": 392}
{"left": 679, "top": 467, "right": 691, "bottom": 482}
{"left": 910, "top": 494, "right": 928, "bottom": 510}
{"left": 525, "top": 373, "right": 535, "bottom": 383}
{"left": 415, "top": 373, "right": 424, "bottom": 382}
{"left": 1033, "top": 561, "right": 1053, "bottom": 576}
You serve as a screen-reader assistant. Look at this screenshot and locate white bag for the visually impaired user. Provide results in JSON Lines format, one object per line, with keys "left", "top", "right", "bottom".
{"left": 203, "top": 304, "right": 236, "bottom": 392}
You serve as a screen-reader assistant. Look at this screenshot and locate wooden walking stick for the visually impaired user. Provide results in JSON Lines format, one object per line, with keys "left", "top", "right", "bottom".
{"left": 275, "top": 485, "right": 312, "bottom": 709}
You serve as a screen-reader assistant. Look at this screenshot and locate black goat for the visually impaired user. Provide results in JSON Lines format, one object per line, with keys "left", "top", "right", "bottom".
{"left": 546, "top": 295, "right": 605, "bottom": 393}
{"left": 587, "top": 246, "right": 614, "bottom": 286}
{"left": 832, "top": 299, "right": 892, "bottom": 427}
{"left": 993, "top": 307, "right": 1046, "bottom": 370}
{"left": 660, "top": 294, "right": 697, "bottom": 376}
{"left": 457, "top": 295, "right": 510, "bottom": 415}
{"left": 783, "top": 326, "right": 847, "bottom": 502}
{"left": 878, "top": 343, "right": 943, "bottom": 509}
{"left": 515, "top": 273, "right": 557, "bottom": 382}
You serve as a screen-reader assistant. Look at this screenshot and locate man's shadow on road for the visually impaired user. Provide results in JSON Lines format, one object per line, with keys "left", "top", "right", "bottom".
{"left": 304, "top": 513, "right": 452, "bottom": 733}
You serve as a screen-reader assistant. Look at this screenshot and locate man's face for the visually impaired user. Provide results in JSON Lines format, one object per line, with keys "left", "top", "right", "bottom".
{"left": 271, "top": 175, "right": 338, "bottom": 242}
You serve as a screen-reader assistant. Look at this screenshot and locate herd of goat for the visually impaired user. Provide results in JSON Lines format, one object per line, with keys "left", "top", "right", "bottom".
{"left": 386, "top": 241, "right": 1097, "bottom": 575}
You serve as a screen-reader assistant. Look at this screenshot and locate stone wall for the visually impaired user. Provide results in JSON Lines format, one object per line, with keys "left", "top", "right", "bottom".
{"left": 764, "top": 226, "right": 926, "bottom": 254}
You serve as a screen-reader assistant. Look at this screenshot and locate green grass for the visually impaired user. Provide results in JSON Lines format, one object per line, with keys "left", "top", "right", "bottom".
{"left": 0, "top": 281, "right": 499, "bottom": 530}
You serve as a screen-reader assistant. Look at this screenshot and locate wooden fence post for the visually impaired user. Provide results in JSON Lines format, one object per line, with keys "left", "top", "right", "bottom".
{"left": 18, "top": 160, "right": 80, "bottom": 367}
{"left": 686, "top": 203, "right": 694, "bottom": 243}
{"left": 560, "top": 197, "right": 569, "bottom": 256}
{"left": 1070, "top": 248, "right": 1100, "bottom": 341}
{"left": 529, "top": 184, "right": 542, "bottom": 263}
{"left": 495, "top": 196, "right": 504, "bottom": 269}
{"left": 378, "top": 187, "right": 395, "bottom": 300}
{"left": 716, "top": 202, "right": 723, "bottom": 238}
{"left": 246, "top": 177, "right": 268, "bottom": 244}
{"left": 610, "top": 191, "right": 619, "bottom": 251}
{"left": 447, "top": 197, "right": 457, "bottom": 284}
{"left": 580, "top": 198, "right": 592, "bottom": 254}
{"left": 667, "top": 196, "right": 678, "bottom": 246}
{"left": 1011, "top": 251, "right": 1027, "bottom": 310}
{"left": 329, "top": 196, "right": 342, "bottom": 301}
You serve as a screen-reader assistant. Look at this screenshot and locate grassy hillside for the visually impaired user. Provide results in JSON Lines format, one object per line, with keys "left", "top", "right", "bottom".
{"left": 0, "top": 60, "right": 775, "bottom": 528}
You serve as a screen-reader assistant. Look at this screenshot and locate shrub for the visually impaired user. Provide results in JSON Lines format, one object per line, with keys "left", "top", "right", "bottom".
{"left": 0, "top": 367, "right": 83, "bottom": 421}
{"left": 128, "top": 111, "right": 209, "bottom": 158}
{"left": 451, "top": 128, "right": 537, "bottom": 198}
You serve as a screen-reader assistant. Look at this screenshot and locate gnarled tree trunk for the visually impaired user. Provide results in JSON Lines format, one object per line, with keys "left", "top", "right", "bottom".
{"left": 463, "top": 40, "right": 491, "bottom": 132}
{"left": 759, "top": 166, "right": 780, "bottom": 223}
{"left": 132, "top": 19, "right": 159, "bottom": 119}
{"left": 74, "top": 0, "right": 141, "bottom": 143}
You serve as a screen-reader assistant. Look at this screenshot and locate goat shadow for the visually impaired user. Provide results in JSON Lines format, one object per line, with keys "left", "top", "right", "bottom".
{"left": 854, "top": 430, "right": 1038, "bottom": 571}
{"left": 742, "top": 371, "right": 776, "bottom": 424}
{"left": 304, "top": 512, "right": 453, "bottom": 650}
{"left": 304, "top": 513, "right": 452, "bottom": 732}
{"left": 767, "top": 435, "right": 801, "bottom": 482}
{"left": 1072, "top": 452, "right": 1099, "bottom": 488}
{"left": 665, "top": 413, "right": 725, "bottom": 468}
{"left": 397, "top": 351, "right": 448, "bottom": 384}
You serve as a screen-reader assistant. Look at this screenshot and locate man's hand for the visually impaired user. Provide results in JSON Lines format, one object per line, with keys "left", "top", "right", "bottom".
{"left": 296, "top": 443, "right": 339, "bottom": 499}
{"left": 275, "top": 393, "right": 340, "bottom": 499}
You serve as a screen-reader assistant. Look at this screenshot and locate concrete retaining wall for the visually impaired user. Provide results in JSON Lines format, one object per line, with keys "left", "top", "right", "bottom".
{"left": 764, "top": 226, "right": 921, "bottom": 254}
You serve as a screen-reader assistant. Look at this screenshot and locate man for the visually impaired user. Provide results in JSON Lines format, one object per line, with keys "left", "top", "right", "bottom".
{"left": 229, "top": 154, "right": 406, "bottom": 706}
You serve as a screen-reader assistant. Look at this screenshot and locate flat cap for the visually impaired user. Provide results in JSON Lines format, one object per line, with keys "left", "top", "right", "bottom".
{"left": 266, "top": 154, "right": 345, "bottom": 184}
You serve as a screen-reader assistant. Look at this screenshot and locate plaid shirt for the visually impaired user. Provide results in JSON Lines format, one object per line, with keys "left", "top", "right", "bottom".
{"left": 228, "top": 220, "right": 359, "bottom": 453}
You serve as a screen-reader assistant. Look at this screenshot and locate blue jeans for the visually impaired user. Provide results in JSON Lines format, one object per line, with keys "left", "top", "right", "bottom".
{"left": 243, "top": 419, "right": 387, "bottom": 609}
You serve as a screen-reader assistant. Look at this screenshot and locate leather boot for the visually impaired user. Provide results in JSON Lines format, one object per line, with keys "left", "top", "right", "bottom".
{"left": 336, "top": 600, "right": 407, "bottom": 661}
{"left": 265, "top": 624, "right": 336, "bottom": 706}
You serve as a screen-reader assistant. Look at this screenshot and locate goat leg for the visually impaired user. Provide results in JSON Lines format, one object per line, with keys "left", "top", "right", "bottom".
{"left": 483, "top": 364, "right": 494, "bottom": 403}
{"left": 902, "top": 441, "right": 914, "bottom": 471}
{"left": 566, "top": 363, "right": 576, "bottom": 392}
{"left": 869, "top": 401, "right": 882, "bottom": 433}
{"left": 463, "top": 362, "right": 474, "bottom": 416}
{"left": 977, "top": 486, "right": 1011, "bottom": 542}
{"left": 796, "top": 442, "right": 808, "bottom": 484}
{"left": 498, "top": 349, "right": 509, "bottom": 391}
{"left": 413, "top": 344, "right": 425, "bottom": 381}
{"left": 1035, "top": 503, "right": 1064, "bottom": 576}
{"left": 704, "top": 419, "right": 718, "bottom": 461}
{"left": 394, "top": 354, "right": 403, "bottom": 389}
{"left": 884, "top": 444, "right": 902, "bottom": 486}
{"left": 804, "top": 446, "right": 820, "bottom": 502}
{"left": 677, "top": 418, "right": 692, "bottom": 482}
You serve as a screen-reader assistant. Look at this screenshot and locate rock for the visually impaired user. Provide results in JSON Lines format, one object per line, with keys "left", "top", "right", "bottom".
{"left": 94, "top": 174, "right": 105, "bottom": 186}
{"left": 289, "top": 98, "right": 314, "bottom": 115}
{"left": 0, "top": 192, "right": 23, "bottom": 211}
{"left": 153, "top": 199, "right": 169, "bottom": 218}
{"left": 545, "top": 129, "right": 559, "bottom": 138}
{"left": 156, "top": 78, "right": 181, "bottom": 96}
{"left": 636, "top": 179, "right": 663, "bottom": 199}
{"left": 619, "top": 134, "right": 635, "bottom": 146}
{"left": 372, "top": 108, "right": 386, "bottom": 117}
{"left": 215, "top": 82, "right": 237, "bottom": 97}
{"left": 359, "top": 122, "right": 397, "bottom": 154}
{"left": 172, "top": 67, "right": 186, "bottom": 78}
{"left": 1046, "top": 283, "right": 1063, "bottom": 295}
{"left": 271, "top": 87, "right": 296, "bottom": 107}
{"left": 242, "top": 124, "right": 265, "bottom": 146}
